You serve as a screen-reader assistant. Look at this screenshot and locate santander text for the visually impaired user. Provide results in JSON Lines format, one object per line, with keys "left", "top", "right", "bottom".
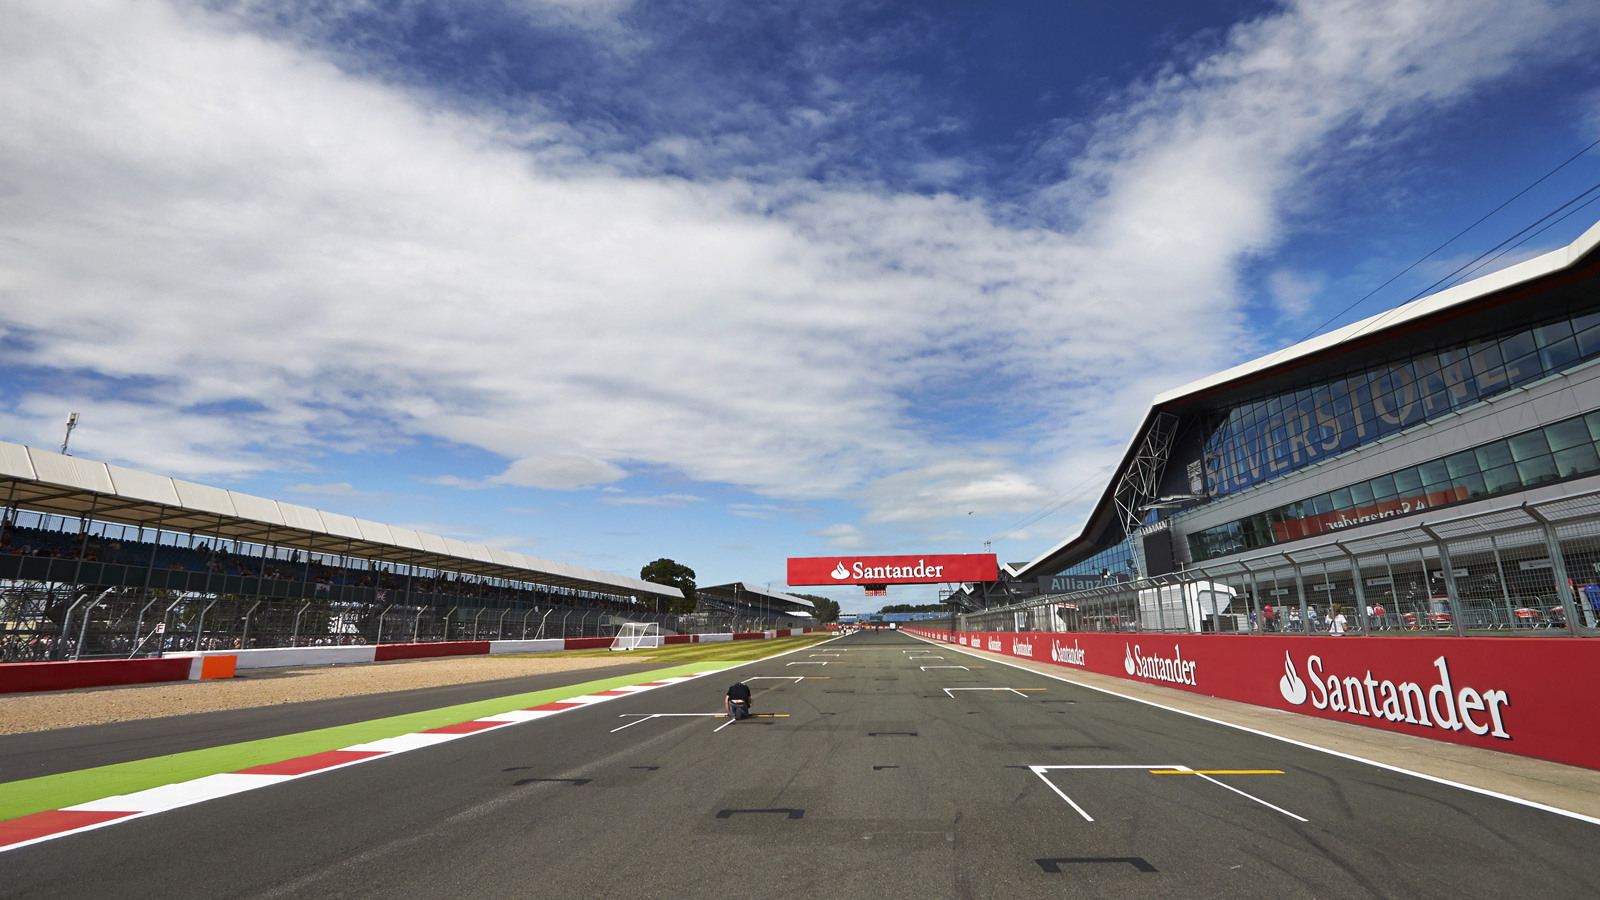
{"left": 1306, "top": 655, "right": 1509, "bottom": 739}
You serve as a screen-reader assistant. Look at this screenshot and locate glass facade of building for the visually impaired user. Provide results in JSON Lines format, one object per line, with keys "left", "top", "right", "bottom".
{"left": 1188, "top": 409, "right": 1600, "bottom": 561}
{"left": 1046, "top": 512, "right": 1159, "bottom": 586}
{"left": 1200, "top": 306, "right": 1600, "bottom": 498}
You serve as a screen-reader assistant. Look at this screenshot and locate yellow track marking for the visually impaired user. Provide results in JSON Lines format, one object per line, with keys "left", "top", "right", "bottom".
{"left": 1148, "top": 769, "right": 1284, "bottom": 775}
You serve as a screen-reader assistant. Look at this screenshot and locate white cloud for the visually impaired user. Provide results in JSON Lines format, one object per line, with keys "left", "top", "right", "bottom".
{"left": 728, "top": 502, "right": 811, "bottom": 520}
{"left": 494, "top": 456, "right": 627, "bottom": 490}
{"left": 814, "top": 523, "right": 867, "bottom": 549}
{"left": 597, "top": 493, "right": 704, "bottom": 507}
{"left": 1, "top": 0, "right": 1596, "bottom": 538}
{"left": 417, "top": 475, "right": 489, "bottom": 490}
{"left": 391, "top": 518, "right": 544, "bottom": 552}
{"left": 1266, "top": 269, "right": 1323, "bottom": 319}
{"left": 476, "top": 532, "right": 545, "bottom": 552}
{"left": 1584, "top": 88, "right": 1600, "bottom": 140}
{"left": 863, "top": 458, "right": 1053, "bottom": 524}
{"left": 284, "top": 481, "right": 377, "bottom": 497}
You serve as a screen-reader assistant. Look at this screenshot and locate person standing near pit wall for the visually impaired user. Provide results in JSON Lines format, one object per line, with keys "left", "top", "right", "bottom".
{"left": 1583, "top": 583, "right": 1600, "bottom": 628}
{"left": 1328, "top": 606, "right": 1348, "bottom": 635}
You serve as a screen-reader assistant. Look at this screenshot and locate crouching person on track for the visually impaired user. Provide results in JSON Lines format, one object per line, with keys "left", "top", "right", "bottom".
{"left": 726, "top": 681, "right": 753, "bottom": 720}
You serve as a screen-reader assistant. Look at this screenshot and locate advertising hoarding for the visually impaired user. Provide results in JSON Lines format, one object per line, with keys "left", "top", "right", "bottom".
{"left": 902, "top": 626, "right": 1600, "bottom": 771}
{"left": 787, "top": 553, "right": 998, "bottom": 586}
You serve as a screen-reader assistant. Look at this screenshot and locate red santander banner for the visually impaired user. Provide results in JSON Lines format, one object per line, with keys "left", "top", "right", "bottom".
{"left": 788, "top": 553, "right": 998, "bottom": 586}
{"left": 1271, "top": 487, "right": 1469, "bottom": 542}
{"left": 902, "top": 627, "right": 1600, "bottom": 771}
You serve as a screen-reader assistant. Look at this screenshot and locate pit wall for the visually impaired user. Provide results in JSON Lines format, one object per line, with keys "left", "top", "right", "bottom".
{"left": 0, "top": 654, "right": 237, "bottom": 694}
{"left": 903, "top": 627, "right": 1600, "bottom": 771}
{"left": 0, "top": 628, "right": 814, "bottom": 695}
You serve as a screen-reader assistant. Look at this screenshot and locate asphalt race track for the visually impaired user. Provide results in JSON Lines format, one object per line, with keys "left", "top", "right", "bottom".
{"left": 4, "top": 631, "right": 1598, "bottom": 899}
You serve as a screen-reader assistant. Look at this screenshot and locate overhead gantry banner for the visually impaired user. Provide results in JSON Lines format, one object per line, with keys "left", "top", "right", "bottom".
{"left": 787, "top": 553, "right": 998, "bottom": 586}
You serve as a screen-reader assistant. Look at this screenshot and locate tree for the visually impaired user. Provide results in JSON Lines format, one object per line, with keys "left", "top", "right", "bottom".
{"left": 640, "top": 558, "right": 697, "bottom": 615}
{"left": 791, "top": 592, "right": 841, "bottom": 623}
{"left": 879, "top": 602, "right": 948, "bottom": 614}
{"left": 813, "top": 597, "right": 841, "bottom": 623}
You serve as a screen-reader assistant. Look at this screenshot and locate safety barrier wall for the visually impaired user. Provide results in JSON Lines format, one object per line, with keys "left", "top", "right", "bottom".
{"left": 373, "top": 641, "right": 491, "bottom": 661}
{"left": 490, "top": 639, "right": 566, "bottom": 654}
{"left": 0, "top": 628, "right": 816, "bottom": 694}
{"left": 904, "top": 627, "right": 1600, "bottom": 771}
{"left": 0, "top": 654, "right": 239, "bottom": 694}
{"left": 0, "top": 657, "right": 192, "bottom": 693}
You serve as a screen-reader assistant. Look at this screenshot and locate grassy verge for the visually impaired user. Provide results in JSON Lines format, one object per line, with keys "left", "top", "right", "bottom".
{"left": 514, "top": 632, "right": 837, "bottom": 662}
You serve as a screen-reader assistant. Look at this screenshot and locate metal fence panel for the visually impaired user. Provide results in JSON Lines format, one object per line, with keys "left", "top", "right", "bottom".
{"left": 953, "top": 491, "right": 1600, "bottom": 638}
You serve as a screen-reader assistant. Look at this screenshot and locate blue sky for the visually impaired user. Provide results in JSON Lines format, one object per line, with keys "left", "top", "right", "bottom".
{"left": 3, "top": 0, "right": 1600, "bottom": 613}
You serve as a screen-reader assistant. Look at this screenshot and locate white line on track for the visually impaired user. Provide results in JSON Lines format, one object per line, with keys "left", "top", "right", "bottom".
{"left": 1191, "top": 770, "right": 1308, "bottom": 822}
{"left": 610, "top": 713, "right": 723, "bottom": 732}
{"left": 1027, "top": 765, "right": 1165, "bottom": 822}
{"left": 1027, "top": 764, "right": 1306, "bottom": 823}
{"left": 942, "top": 687, "right": 1037, "bottom": 697}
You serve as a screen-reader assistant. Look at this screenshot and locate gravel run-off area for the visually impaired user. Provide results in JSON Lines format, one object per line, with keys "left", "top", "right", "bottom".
{"left": 0, "top": 656, "right": 645, "bottom": 735}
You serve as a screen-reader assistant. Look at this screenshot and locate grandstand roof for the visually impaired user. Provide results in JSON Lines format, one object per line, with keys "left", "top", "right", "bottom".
{"left": 0, "top": 440, "right": 681, "bottom": 600}
{"left": 697, "top": 582, "right": 814, "bottom": 614}
{"left": 1005, "top": 216, "right": 1600, "bottom": 584}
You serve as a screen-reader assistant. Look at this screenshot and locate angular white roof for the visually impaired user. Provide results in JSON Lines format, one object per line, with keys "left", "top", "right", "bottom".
{"left": 0, "top": 441, "right": 679, "bottom": 600}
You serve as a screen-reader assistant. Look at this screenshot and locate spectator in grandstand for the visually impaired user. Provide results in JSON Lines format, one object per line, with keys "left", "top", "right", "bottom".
{"left": 1261, "top": 604, "right": 1275, "bottom": 632}
{"left": 725, "top": 682, "right": 753, "bottom": 720}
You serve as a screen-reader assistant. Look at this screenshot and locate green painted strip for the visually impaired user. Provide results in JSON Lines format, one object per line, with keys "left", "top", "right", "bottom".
{"left": 0, "top": 661, "right": 730, "bottom": 823}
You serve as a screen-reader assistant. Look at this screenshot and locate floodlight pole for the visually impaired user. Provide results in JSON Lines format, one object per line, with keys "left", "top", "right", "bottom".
{"left": 61, "top": 412, "right": 79, "bottom": 455}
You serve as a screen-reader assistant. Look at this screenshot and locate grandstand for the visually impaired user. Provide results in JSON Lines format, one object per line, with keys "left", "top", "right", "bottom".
{"left": 689, "top": 582, "right": 816, "bottom": 631}
{"left": 0, "top": 441, "right": 685, "bottom": 660}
